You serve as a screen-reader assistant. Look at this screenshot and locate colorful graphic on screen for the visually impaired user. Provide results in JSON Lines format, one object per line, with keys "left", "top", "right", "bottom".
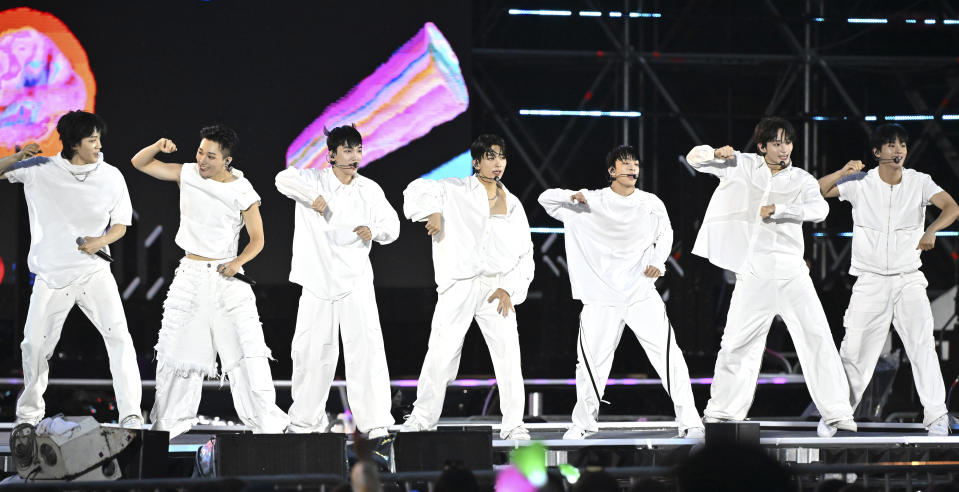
{"left": 0, "top": 8, "right": 95, "bottom": 157}
{"left": 286, "top": 22, "right": 468, "bottom": 170}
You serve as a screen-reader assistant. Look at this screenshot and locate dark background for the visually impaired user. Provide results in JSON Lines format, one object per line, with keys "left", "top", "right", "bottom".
{"left": 2, "top": 0, "right": 959, "bottom": 423}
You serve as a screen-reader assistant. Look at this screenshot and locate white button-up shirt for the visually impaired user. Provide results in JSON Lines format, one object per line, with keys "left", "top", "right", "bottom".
{"left": 403, "top": 176, "right": 535, "bottom": 304}
{"left": 837, "top": 168, "right": 942, "bottom": 276}
{"left": 538, "top": 187, "right": 672, "bottom": 305}
{"left": 276, "top": 167, "right": 399, "bottom": 300}
{"left": 686, "top": 145, "right": 828, "bottom": 279}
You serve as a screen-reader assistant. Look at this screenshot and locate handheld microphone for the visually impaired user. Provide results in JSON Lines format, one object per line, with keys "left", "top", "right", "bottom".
{"left": 493, "top": 176, "right": 502, "bottom": 188}
{"left": 216, "top": 264, "right": 256, "bottom": 286}
{"left": 332, "top": 161, "right": 359, "bottom": 169}
{"left": 617, "top": 173, "right": 639, "bottom": 179}
{"left": 232, "top": 272, "right": 257, "bottom": 286}
{"left": 878, "top": 156, "right": 902, "bottom": 164}
{"left": 76, "top": 237, "right": 114, "bottom": 263}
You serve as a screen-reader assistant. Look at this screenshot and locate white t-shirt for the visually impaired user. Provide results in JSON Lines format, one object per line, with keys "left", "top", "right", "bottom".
{"left": 5, "top": 153, "right": 132, "bottom": 288}
{"left": 403, "top": 176, "right": 535, "bottom": 304}
{"left": 837, "top": 168, "right": 943, "bottom": 276}
{"left": 686, "top": 145, "right": 829, "bottom": 280}
{"left": 539, "top": 187, "right": 672, "bottom": 305}
{"left": 275, "top": 167, "right": 399, "bottom": 300}
{"left": 175, "top": 163, "right": 261, "bottom": 259}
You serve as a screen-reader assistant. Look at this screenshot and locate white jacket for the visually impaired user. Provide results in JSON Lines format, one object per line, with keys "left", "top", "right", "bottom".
{"left": 837, "top": 168, "right": 942, "bottom": 276}
{"left": 403, "top": 176, "right": 535, "bottom": 304}
{"left": 686, "top": 145, "right": 828, "bottom": 279}
{"left": 538, "top": 187, "right": 671, "bottom": 305}
{"left": 276, "top": 167, "right": 399, "bottom": 299}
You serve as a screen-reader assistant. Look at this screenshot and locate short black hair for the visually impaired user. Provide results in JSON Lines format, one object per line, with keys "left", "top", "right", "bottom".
{"left": 606, "top": 144, "right": 639, "bottom": 172}
{"left": 470, "top": 134, "right": 506, "bottom": 162}
{"left": 753, "top": 117, "right": 796, "bottom": 154}
{"left": 57, "top": 111, "right": 105, "bottom": 160}
{"left": 870, "top": 123, "right": 909, "bottom": 152}
{"left": 326, "top": 125, "right": 362, "bottom": 155}
{"left": 199, "top": 125, "right": 238, "bottom": 158}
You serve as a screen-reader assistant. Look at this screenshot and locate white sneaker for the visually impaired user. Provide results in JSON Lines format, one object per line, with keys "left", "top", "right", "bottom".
{"left": 928, "top": 415, "right": 951, "bottom": 437}
{"left": 399, "top": 414, "right": 431, "bottom": 432}
{"left": 817, "top": 418, "right": 857, "bottom": 437}
{"left": 503, "top": 426, "right": 530, "bottom": 440}
{"left": 681, "top": 427, "right": 705, "bottom": 439}
{"left": 367, "top": 427, "right": 389, "bottom": 439}
{"left": 120, "top": 415, "right": 143, "bottom": 429}
{"left": 562, "top": 426, "right": 596, "bottom": 440}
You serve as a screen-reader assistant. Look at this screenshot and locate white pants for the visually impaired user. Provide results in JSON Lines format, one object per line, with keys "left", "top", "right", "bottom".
{"left": 705, "top": 273, "right": 854, "bottom": 423}
{"left": 408, "top": 276, "right": 526, "bottom": 438}
{"left": 150, "top": 257, "right": 289, "bottom": 438}
{"left": 572, "top": 297, "right": 703, "bottom": 433}
{"left": 840, "top": 271, "right": 947, "bottom": 427}
{"left": 287, "top": 283, "right": 394, "bottom": 433}
{"left": 17, "top": 268, "right": 142, "bottom": 423}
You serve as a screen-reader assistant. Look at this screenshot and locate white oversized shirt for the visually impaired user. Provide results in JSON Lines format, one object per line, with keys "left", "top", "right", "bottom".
{"left": 275, "top": 167, "right": 400, "bottom": 299}
{"left": 5, "top": 153, "right": 131, "bottom": 288}
{"left": 837, "top": 168, "right": 943, "bottom": 276}
{"left": 175, "top": 163, "right": 260, "bottom": 259}
{"left": 538, "top": 187, "right": 672, "bottom": 305}
{"left": 403, "top": 176, "right": 535, "bottom": 304}
{"left": 686, "top": 146, "right": 828, "bottom": 279}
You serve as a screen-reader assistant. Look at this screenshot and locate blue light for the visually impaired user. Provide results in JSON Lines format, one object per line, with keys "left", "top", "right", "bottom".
{"left": 865, "top": 115, "right": 878, "bottom": 121}
{"left": 944, "top": 115, "right": 959, "bottom": 120}
{"left": 520, "top": 109, "right": 642, "bottom": 118}
{"left": 906, "top": 19, "right": 918, "bottom": 24}
{"left": 847, "top": 18, "right": 888, "bottom": 24}
{"left": 812, "top": 116, "right": 828, "bottom": 121}
{"left": 421, "top": 151, "right": 472, "bottom": 180}
{"left": 630, "top": 12, "right": 663, "bottom": 18}
{"left": 579, "top": 11, "right": 602, "bottom": 17}
{"left": 530, "top": 227, "right": 565, "bottom": 234}
{"left": 925, "top": 19, "right": 937, "bottom": 24}
{"left": 813, "top": 17, "right": 825, "bottom": 22}
{"left": 885, "top": 115, "right": 934, "bottom": 121}
{"left": 508, "top": 9, "right": 571, "bottom": 16}
{"left": 945, "top": 19, "right": 959, "bottom": 25}
{"left": 609, "top": 11, "right": 622, "bottom": 17}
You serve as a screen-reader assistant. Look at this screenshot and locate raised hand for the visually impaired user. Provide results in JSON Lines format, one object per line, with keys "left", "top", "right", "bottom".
{"left": 714, "top": 145, "right": 736, "bottom": 160}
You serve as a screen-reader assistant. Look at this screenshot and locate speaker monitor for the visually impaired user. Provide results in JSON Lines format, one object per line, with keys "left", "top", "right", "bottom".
{"left": 214, "top": 433, "right": 347, "bottom": 477}
{"left": 393, "top": 428, "right": 493, "bottom": 472}
{"left": 704, "top": 422, "right": 761, "bottom": 447}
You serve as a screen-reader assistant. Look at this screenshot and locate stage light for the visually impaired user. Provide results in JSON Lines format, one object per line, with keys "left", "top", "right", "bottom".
{"left": 530, "top": 227, "right": 565, "bottom": 234}
{"left": 508, "top": 9, "right": 571, "bottom": 16}
{"left": 865, "top": 115, "right": 878, "bottom": 121}
{"left": 609, "top": 11, "right": 622, "bottom": 17}
{"left": 286, "top": 22, "right": 468, "bottom": 170}
{"left": 925, "top": 19, "right": 937, "bottom": 24}
{"left": 885, "top": 115, "right": 934, "bottom": 121}
{"left": 814, "top": 231, "right": 956, "bottom": 237}
{"left": 945, "top": 19, "right": 959, "bottom": 25}
{"left": 813, "top": 17, "right": 825, "bottom": 22}
{"left": 944, "top": 115, "right": 959, "bottom": 120}
{"left": 578, "top": 11, "right": 602, "bottom": 17}
{"left": 630, "top": 12, "right": 663, "bottom": 18}
{"left": 0, "top": 8, "right": 96, "bottom": 157}
{"left": 906, "top": 19, "right": 918, "bottom": 24}
{"left": 847, "top": 18, "right": 887, "bottom": 24}
{"left": 519, "top": 109, "right": 642, "bottom": 117}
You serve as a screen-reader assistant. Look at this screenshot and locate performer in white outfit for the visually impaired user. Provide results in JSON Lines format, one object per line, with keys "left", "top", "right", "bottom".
{"left": 2, "top": 111, "right": 142, "bottom": 428}
{"left": 819, "top": 123, "right": 959, "bottom": 436}
{"left": 686, "top": 117, "right": 857, "bottom": 437}
{"left": 400, "top": 134, "right": 535, "bottom": 440}
{"left": 131, "top": 125, "right": 288, "bottom": 439}
{"left": 538, "top": 145, "right": 705, "bottom": 440}
{"left": 275, "top": 125, "right": 399, "bottom": 438}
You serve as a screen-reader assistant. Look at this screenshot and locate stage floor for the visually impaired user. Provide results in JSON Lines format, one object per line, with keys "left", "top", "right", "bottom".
{"left": 2, "top": 418, "right": 956, "bottom": 458}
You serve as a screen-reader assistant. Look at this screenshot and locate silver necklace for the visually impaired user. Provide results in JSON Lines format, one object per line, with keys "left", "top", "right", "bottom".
{"left": 68, "top": 163, "right": 99, "bottom": 182}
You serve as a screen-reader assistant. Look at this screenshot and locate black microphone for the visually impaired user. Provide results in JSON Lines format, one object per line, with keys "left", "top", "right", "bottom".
{"left": 617, "top": 173, "right": 639, "bottom": 179}
{"left": 217, "top": 264, "right": 257, "bottom": 286}
{"left": 76, "top": 237, "right": 114, "bottom": 263}
{"left": 493, "top": 176, "right": 502, "bottom": 188}
{"left": 332, "top": 161, "right": 359, "bottom": 169}
{"left": 778, "top": 159, "right": 791, "bottom": 169}
{"left": 878, "top": 156, "right": 902, "bottom": 164}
